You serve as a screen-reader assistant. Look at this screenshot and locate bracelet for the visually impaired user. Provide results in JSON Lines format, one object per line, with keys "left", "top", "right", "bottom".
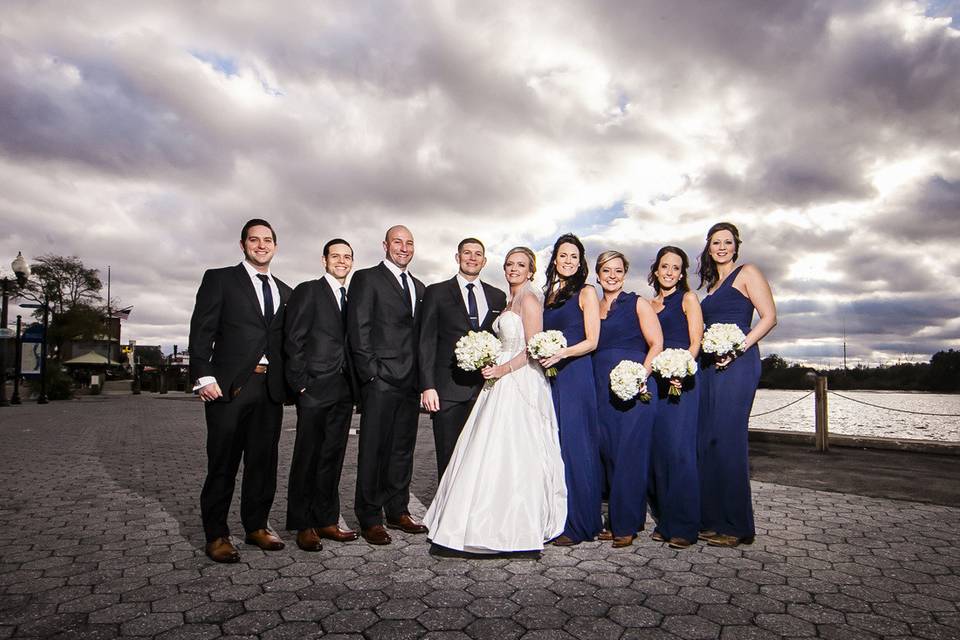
{"left": 507, "top": 363, "right": 513, "bottom": 373}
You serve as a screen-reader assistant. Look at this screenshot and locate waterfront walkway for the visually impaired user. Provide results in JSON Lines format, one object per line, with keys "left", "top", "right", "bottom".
{"left": 0, "top": 395, "right": 958, "bottom": 639}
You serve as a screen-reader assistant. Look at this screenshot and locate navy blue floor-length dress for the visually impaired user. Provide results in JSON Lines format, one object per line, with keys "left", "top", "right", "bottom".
{"left": 698, "top": 265, "right": 760, "bottom": 539}
{"left": 593, "top": 292, "right": 658, "bottom": 538}
{"left": 544, "top": 291, "right": 603, "bottom": 542}
{"left": 649, "top": 290, "right": 701, "bottom": 542}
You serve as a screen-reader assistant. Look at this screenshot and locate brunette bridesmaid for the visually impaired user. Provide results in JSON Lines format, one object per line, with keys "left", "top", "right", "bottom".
{"left": 647, "top": 246, "right": 702, "bottom": 549}
{"left": 540, "top": 234, "right": 603, "bottom": 546}
{"left": 696, "top": 223, "right": 777, "bottom": 547}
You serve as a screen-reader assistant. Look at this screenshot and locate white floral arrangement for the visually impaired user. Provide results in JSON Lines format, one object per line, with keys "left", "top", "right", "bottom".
{"left": 701, "top": 323, "right": 747, "bottom": 370}
{"left": 527, "top": 330, "right": 567, "bottom": 377}
{"left": 609, "top": 360, "right": 651, "bottom": 402}
{"left": 651, "top": 348, "right": 698, "bottom": 397}
{"left": 455, "top": 331, "right": 502, "bottom": 372}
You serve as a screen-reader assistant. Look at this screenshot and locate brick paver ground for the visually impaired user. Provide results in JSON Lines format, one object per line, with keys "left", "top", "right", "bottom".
{"left": 1, "top": 395, "right": 958, "bottom": 639}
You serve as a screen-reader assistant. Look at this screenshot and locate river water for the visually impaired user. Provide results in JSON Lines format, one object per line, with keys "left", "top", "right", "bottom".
{"left": 750, "top": 389, "right": 960, "bottom": 443}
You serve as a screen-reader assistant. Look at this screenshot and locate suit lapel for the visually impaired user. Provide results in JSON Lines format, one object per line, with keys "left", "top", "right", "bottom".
{"left": 233, "top": 264, "right": 266, "bottom": 325}
{"left": 320, "top": 279, "right": 344, "bottom": 331}
{"left": 446, "top": 277, "right": 472, "bottom": 328}
{"left": 377, "top": 262, "right": 408, "bottom": 305}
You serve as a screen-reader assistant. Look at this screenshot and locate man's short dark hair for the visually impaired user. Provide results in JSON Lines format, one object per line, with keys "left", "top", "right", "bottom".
{"left": 323, "top": 238, "right": 353, "bottom": 257}
{"left": 457, "top": 237, "right": 485, "bottom": 253}
{"left": 241, "top": 218, "right": 276, "bottom": 242}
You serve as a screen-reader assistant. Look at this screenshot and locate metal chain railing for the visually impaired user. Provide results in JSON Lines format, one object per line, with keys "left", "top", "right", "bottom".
{"left": 828, "top": 390, "right": 960, "bottom": 417}
{"left": 749, "top": 391, "right": 814, "bottom": 418}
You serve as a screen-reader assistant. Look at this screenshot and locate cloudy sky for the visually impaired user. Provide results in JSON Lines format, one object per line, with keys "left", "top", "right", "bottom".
{"left": 2, "top": 0, "right": 958, "bottom": 367}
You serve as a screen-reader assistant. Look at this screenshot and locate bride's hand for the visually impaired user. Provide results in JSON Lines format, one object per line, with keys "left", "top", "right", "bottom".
{"left": 481, "top": 364, "right": 506, "bottom": 380}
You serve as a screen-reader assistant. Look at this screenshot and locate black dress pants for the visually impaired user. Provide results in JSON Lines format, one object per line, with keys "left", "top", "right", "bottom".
{"left": 200, "top": 373, "right": 283, "bottom": 542}
{"left": 431, "top": 397, "right": 477, "bottom": 480}
{"left": 285, "top": 379, "right": 353, "bottom": 531}
{"left": 354, "top": 380, "right": 420, "bottom": 529}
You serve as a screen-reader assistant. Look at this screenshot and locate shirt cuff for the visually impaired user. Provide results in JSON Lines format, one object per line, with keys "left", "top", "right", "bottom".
{"left": 193, "top": 376, "right": 217, "bottom": 391}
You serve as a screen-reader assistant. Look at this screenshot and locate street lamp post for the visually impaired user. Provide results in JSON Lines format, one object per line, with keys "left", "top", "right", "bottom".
{"left": 11, "top": 315, "right": 22, "bottom": 405}
{"left": 37, "top": 297, "right": 49, "bottom": 405}
{"left": 1, "top": 252, "right": 31, "bottom": 408}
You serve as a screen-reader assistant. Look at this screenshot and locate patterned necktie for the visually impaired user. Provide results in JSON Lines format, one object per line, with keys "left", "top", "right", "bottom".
{"left": 466, "top": 283, "right": 480, "bottom": 330}
{"left": 257, "top": 274, "right": 274, "bottom": 326}
{"left": 400, "top": 272, "right": 413, "bottom": 316}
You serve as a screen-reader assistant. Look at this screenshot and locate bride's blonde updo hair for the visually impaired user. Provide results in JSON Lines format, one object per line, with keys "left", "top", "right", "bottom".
{"left": 504, "top": 246, "right": 537, "bottom": 280}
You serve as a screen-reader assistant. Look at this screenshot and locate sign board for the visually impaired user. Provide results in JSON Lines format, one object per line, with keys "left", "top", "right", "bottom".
{"left": 20, "top": 324, "right": 44, "bottom": 377}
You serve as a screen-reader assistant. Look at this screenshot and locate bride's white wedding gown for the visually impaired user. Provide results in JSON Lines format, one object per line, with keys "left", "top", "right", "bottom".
{"left": 423, "top": 309, "right": 567, "bottom": 553}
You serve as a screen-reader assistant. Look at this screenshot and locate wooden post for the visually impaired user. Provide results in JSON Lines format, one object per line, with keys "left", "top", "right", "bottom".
{"left": 814, "top": 374, "right": 829, "bottom": 452}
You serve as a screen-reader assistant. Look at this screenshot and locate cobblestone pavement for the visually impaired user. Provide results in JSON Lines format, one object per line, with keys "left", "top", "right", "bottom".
{"left": 1, "top": 395, "right": 958, "bottom": 639}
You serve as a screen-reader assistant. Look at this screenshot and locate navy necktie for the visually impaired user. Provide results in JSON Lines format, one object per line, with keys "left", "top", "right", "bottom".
{"left": 339, "top": 286, "right": 348, "bottom": 326}
{"left": 400, "top": 272, "right": 413, "bottom": 316}
{"left": 257, "top": 274, "right": 274, "bottom": 326}
{"left": 466, "top": 283, "right": 480, "bottom": 330}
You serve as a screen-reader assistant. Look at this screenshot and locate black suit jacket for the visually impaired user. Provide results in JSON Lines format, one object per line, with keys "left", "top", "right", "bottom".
{"left": 283, "top": 278, "right": 357, "bottom": 403}
{"left": 418, "top": 276, "right": 508, "bottom": 403}
{"left": 189, "top": 263, "right": 292, "bottom": 403}
{"left": 347, "top": 262, "right": 425, "bottom": 392}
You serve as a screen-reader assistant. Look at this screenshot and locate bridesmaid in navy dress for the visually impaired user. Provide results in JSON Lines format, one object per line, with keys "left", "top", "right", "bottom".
{"left": 696, "top": 222, "right": 777, "bottom": 548}
{"left": 647, "top": 247, "right": 703, "bottom": 549}
{"left": 539, "top": 234, "right": 602, "bottom": 546}
{"left": 593, "top": 251, "right": 663, "bottom": 548}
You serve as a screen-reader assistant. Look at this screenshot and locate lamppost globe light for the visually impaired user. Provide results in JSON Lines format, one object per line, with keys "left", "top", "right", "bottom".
{"left": 11, "top": 251, "right": 30, "bottom": 287}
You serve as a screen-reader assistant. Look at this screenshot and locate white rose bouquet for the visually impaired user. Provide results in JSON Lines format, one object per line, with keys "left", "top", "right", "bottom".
{"left": 455, "top": 331, "right": 502, "bottom": 378}
{"left": 527, "top": 330, "right": 567, "bottom": 377}
{"left": 609, "top": 360, "right": 651, "bottom": 403}
{"left": 701, "top": 323, "right": 747, "bottom": 371}
{"left": 651, "top": 348, "right": 698, "bottom": 397}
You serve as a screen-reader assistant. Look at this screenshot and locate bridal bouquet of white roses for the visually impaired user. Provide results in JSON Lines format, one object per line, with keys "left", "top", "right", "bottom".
{"left": 651, "top": 348, "right": 698, "bottom": 397}
{"left": 609, "top": 360, "right": 651, "bottom": 402}
{"left": 527, "top": 330, "right": 567, "bottom": 377}
{"left": 455, "top": 331, "right": 502, "bottom": 372}
{"left": 701, "top": 323, "right": 747, "bottom": 370}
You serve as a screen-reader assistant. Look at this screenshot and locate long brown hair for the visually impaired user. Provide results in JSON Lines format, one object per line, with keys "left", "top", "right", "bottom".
{"left": 696, "top": 222, "right": 741, "bottom": 291}
{"left": 648, "top": 246, "right": 690, "bottom": 294}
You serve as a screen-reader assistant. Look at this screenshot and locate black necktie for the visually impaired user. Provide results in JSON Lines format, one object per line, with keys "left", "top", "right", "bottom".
{"left": 400, "top": 272, "right": 413, "bottom": 316}
{"left": 339, "top": 286, "right": 348, "bottom": 326}
{"left": 466, "top": 283, "right": 480, "bottom": 330}
{"left": 257, "top": 274, "right": 274, "bottom": 326}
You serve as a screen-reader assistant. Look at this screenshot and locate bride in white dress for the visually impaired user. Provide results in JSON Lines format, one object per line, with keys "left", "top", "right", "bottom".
{"left": 424, "top": 247, "right": 567, "bottom": 553}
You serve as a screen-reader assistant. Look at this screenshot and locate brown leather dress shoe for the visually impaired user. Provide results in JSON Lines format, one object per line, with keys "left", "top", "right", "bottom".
{"left": 361, "top": 525, "right": 392, "bottom": 545}
{"left": 386, "top": 514, "right": 428, "bottom": 534}
{"left": 612, "top": 534, "right": 636, "bottom": 548}
{"left": 205, "top": 537, "right": 240, "bottom": 563}
{"left": 667, "top": 537, "right": 693, "bottom": 549}
{"left": 598, "top": 529, "right": 614, "bottom": 541}
{"left": 245, "top": 528, "right": 285, "bottom": 550}
{"left": 551, "top": 535, "right": 579, "bottom": 547}
{"left": 316, "top": 524, "right": 359, "bottom": 542}
{"left": 296, "top": 529, "right": 323, "bottom": 552}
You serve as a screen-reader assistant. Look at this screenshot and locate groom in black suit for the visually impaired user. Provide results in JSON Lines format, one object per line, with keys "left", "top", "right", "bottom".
{"left": 419, "top": 238, "right": 507, "bottom": 479}
{"left": 283, "top": 238, "right": 359, "bottom": 551}
{"left": 348, "top": 225, "right": 428, "bottom": 545}
{"left": 189, "top": 219, "right": 292, "bottom": 563}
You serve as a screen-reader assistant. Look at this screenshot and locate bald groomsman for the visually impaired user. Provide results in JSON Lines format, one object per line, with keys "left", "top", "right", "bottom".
{"left": 348, "top": 225, "right": 427, "bottom": 545}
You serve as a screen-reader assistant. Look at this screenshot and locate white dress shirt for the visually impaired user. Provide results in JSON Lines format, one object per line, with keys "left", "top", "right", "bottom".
{"left": 323, "top": 272, "right": 348, "bottom": 310}
{"left": 456, "top": 274, "right": 488, "bottom": 327}
{"left": 382, "top": 260, "right": 417, "bottom": 315}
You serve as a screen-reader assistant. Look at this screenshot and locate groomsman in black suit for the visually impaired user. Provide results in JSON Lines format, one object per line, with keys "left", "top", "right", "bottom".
{"left": 419, "top": 238, "right": 507, "bottom": 479}
{"left": 189, "top": 219, "right": 292, "bottom": 563}
{"left": 348, "top": 225, "right": 427, "bottom": 545}
{"left": 283, "top": 238, "right": 360, "bottom": 551}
